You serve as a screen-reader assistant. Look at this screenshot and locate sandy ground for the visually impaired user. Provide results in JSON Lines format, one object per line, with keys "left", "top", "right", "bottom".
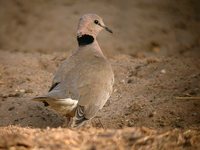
{"left": 0, "top": 126, "right": 200, "bottom": 150}
{"left": 0, "top": 0, "right": 200, "bottom": 149}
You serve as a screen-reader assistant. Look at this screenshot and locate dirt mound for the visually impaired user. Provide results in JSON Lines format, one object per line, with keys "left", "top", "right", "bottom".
{"left": 0, "top": 126, "right": 199, "bottom": 150}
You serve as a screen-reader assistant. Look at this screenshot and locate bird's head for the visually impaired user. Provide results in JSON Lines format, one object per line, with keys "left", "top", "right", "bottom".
{"left": 77, "top": 14, "right": 112, "bottom": 39}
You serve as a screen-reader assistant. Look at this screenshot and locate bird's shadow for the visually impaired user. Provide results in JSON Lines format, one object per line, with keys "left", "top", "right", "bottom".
{"left": 0, "top": 97, "right": 64, "bottom": 128}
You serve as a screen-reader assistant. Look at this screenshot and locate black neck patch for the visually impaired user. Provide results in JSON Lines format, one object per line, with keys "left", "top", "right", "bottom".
{"left": 77, "top": 34, "right": 94, "bottom": 46}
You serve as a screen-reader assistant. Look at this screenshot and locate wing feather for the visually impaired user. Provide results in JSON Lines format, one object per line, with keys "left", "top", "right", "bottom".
{"left": 70, "top": 105, "right": 88, "bottom": 127}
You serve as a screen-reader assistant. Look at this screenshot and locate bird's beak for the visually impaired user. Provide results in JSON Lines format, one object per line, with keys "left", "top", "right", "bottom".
{"left": 98, "top": 23, "right": 113, "bottom": 34}
{"left": 104, "top": 26, "right": 113, "bottom": 34}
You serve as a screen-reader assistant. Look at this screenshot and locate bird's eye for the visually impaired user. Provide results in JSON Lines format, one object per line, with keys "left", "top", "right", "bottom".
{"left": 94, "top": 20, "right": 99, "bottom": 24}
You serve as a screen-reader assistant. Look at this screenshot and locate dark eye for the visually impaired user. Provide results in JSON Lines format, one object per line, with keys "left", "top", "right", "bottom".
{"left": 94, "top": 20, "right": 99, "bottom": 24}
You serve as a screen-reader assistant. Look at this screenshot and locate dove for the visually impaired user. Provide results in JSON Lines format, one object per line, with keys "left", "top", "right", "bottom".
{"left": 33, "top": 14, "right": 114, "bottom": 127}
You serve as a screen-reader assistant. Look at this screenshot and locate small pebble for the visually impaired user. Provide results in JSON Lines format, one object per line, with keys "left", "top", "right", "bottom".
{"left": 8, "top": 106, "right": 15, "bottom": 111}
{"left": 19, "top": 89, "right": 26, "bottom": 93}
{"left": 120, "top": 79, "right": 126, "bottom": 84}
{"left": 127, "top": 120, "right": 135, "bottom": 127}
{"left": 149, "top": 111, "right": 156, "bottom": 118}
{"left": 113, "top": 89, "right": 118, "bottom": 93}
{"left": 161, "top": 69, "right": 166, "bottom": 74}
{"left": 192, "top": 113, "right": 197, "bottom": 116}
{"left": 25, "top": 89, "right": 33, "bottom": 93}
{"left": 127, "top": 79, "right": 133, "bottom": 84}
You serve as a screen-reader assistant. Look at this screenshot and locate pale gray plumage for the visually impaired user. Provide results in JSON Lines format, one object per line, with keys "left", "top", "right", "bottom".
{"left": 32, "top": 14, "right": 114, "bottom": 127}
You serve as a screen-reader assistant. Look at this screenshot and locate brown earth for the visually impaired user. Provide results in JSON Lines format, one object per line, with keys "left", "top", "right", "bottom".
{"left": 0, "top": 0, "right": 200, "bottom": 149}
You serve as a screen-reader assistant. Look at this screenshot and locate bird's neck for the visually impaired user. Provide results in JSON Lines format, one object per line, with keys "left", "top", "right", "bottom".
{"left": 76, "top": 34, "right": 104, "bottom": 56}
{"left": 77, "top": 34, "right": 94, "bottom": 46}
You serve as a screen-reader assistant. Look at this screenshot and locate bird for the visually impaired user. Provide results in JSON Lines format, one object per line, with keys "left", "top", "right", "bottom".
{"left": 32, "top": 14, "right": 114, "bottom": 127}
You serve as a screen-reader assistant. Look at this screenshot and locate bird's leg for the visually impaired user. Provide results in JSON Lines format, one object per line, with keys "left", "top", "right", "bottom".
{"left": 98, "top": 118, "right": 104, "bottom": 129}
{"left": 62, "top": 117, "right": 71, "bottom": 128}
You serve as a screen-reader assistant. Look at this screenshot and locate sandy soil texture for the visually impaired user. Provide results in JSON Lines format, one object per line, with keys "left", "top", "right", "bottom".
{"left": 0, "top": 0, "right": 200, "bottom": 149}
{"left": 0, "top": 126, "right": 200, "bottom": 150}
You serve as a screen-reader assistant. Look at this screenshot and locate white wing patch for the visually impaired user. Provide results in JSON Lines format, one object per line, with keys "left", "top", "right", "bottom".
{"left": 58, "top": 98, "right": 78, "bottom": 106}
{"left": 48, "top": 98, "right": 78, "bottom": 116}
{"left": 58, "top": 98, "right": 78, "bottom": 112}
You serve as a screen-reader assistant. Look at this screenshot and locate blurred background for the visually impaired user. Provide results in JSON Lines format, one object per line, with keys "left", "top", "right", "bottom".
{"left": 0, "top": 0, "right": 200, "bottom": 57}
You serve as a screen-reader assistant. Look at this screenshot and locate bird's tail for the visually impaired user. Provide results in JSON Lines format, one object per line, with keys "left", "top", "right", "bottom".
{"left": 32, "top": 96, "right": 54, "bottom": 101}
{"left": 32, "top": 96, "right": 78, "bottom": 116}
{"left": 31, "top": 96, "right": 55, "bottom": 106}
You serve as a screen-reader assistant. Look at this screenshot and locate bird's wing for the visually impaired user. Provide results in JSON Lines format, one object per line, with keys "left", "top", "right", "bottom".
{"left": 69, "top": 60, "right": 114, "bottom": 127}
{"left": 70, "top": 105, "right": 88, "bottom": 127}
{"left": 32, "top": 54, "right": 80, "bottom": 115}
{"left": 76, "top": 58, "right": 114, "bottom": 119}
{"left": 50, "top": 56, "right": 76, "bottom": 91}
